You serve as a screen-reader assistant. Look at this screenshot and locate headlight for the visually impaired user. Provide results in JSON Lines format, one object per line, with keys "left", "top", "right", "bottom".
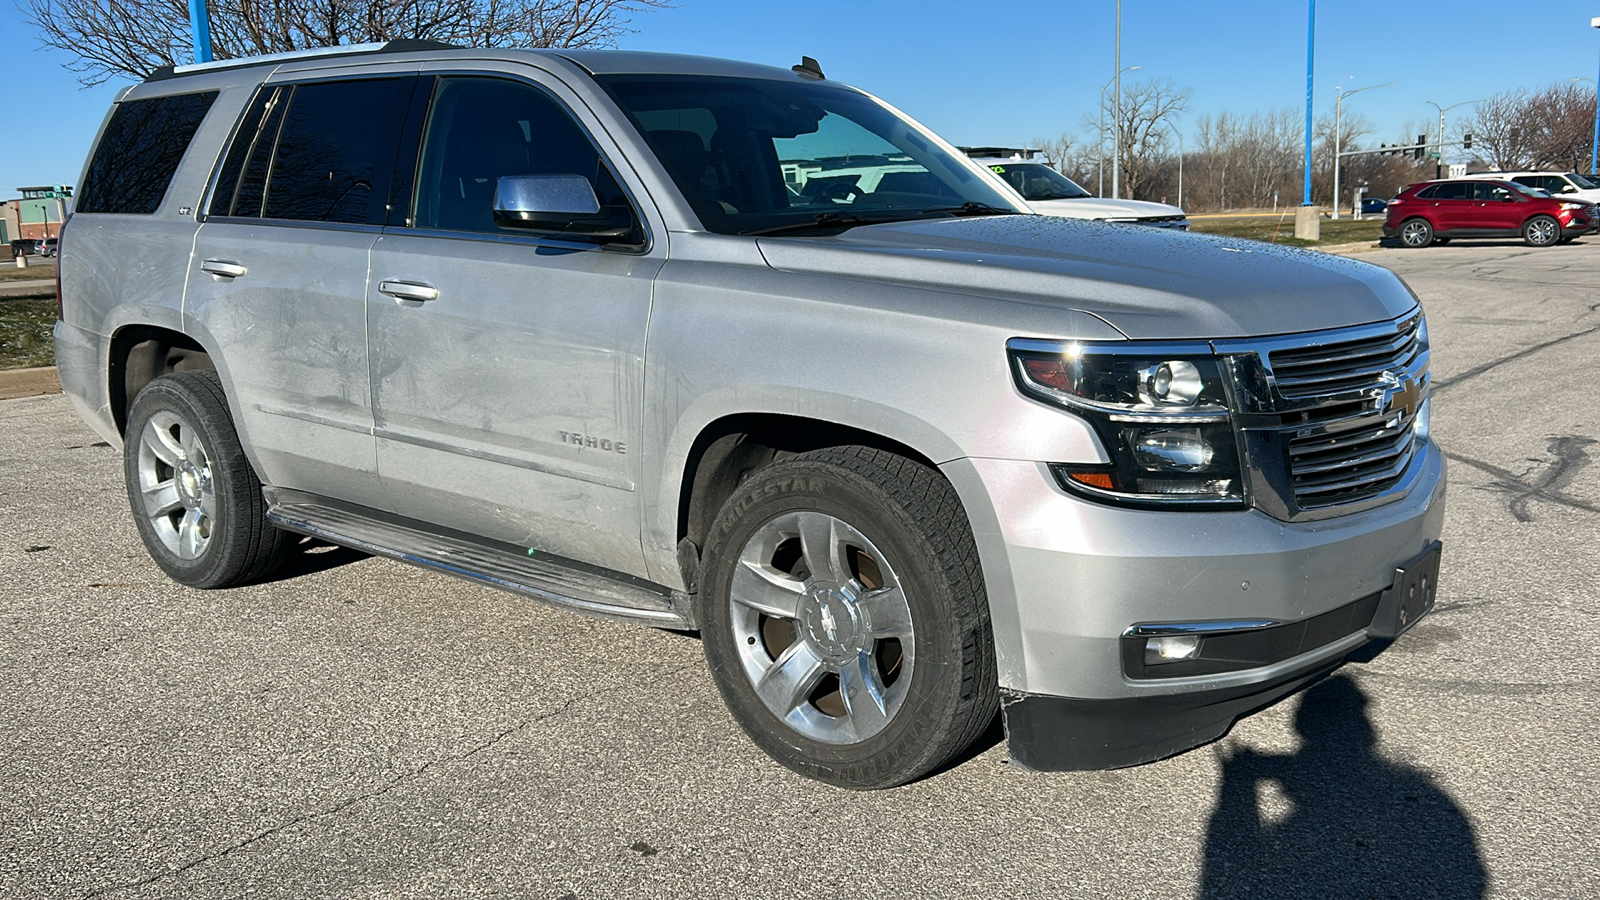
{"left": 1561, "top": 202, "right": 1586, "bottom": 211}
{"left": 1009, "top": 340, "right": 1246, "bottom": 507}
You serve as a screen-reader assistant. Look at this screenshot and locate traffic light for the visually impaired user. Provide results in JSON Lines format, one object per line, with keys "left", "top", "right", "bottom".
{"left": 1414, "top": 135, "right": 1426, "bottom": 160}
{"left": 1464, "top": 132, "right": 1473, "bottom": 150}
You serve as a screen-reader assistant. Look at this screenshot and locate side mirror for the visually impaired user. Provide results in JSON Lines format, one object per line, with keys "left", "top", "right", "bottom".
{"left": 1562, "top": 185, "right": 1580, "bottom": 193}
{"left": 493, "top": 174, "right": 632, "bottom": 241}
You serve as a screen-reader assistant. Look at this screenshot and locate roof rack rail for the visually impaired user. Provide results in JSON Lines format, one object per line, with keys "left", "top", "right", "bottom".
{"left": 143, "top": 39, "right": 458, "bottom": 83}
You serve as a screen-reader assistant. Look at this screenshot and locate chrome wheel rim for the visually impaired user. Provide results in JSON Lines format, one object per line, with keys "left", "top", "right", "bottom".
{"left": 1529, "top": 219, "right": 1558, "bottom": 245}
{"left": 136, "top": 411, "right": 216, "bottom": 560}
{"left": 1401, "top": 221, "right": 1430, "bottom": 246}
{"left": 728, "top": 511, "right": 915, "bottom": 745}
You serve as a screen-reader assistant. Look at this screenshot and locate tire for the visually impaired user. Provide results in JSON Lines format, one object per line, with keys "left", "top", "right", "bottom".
{"left": 698, "top": 446, "right": 997, "bottom": 789}
{"left": 123, "top": 370, "right": 290, "bottom": 588}
{"left": 1523, "top": 215, "right": 1561, "bottom": 247}
{"left": 1398, "top": 218, "right": 1434, "bottom": 248}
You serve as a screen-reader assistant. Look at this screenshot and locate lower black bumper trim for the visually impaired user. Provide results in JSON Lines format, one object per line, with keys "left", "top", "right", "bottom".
{"left": 1001, "top": 658, "right": 1346, "bottom": 771}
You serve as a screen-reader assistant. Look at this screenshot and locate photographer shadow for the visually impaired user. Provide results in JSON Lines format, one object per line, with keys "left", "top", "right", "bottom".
{"left": 1199, "top": 674, "right": 1485, "bottom": 900}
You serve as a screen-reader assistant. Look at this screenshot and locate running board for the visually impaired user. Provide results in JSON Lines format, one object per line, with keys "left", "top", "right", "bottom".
{"left": 263, "top": 490, "right": 693, "bottom": 629}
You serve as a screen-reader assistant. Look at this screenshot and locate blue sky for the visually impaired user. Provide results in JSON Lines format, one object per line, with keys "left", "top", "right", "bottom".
{"left": 7, "top": 0, "right": 1600, "bottom": 193}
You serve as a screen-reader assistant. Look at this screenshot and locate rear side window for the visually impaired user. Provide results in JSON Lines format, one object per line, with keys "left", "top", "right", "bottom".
{"left": 1417, "top": 183, "right": 1467, "bottom": 200}
{"left": 77, "top": 91, "right": 218, "bottom": 214}
{"left": 210, "top": 78, "right": 413, "bottom": 225}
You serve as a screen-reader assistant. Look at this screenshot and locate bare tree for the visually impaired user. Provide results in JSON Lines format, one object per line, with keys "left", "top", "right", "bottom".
{"left": 27, "top": 0, "right": 674, "bottom": 85}
{"left": 1101, "top": 77, "right": 1192, "bottom": 200}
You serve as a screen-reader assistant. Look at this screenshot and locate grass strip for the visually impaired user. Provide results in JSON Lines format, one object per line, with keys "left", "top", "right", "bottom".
{"left": 0, "top": 299, "right": 57, "bottom": 369}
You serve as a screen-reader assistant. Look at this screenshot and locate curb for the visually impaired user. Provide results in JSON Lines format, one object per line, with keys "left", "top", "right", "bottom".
{"left": 0, "top": 366, "right": 61, "bottom": 400}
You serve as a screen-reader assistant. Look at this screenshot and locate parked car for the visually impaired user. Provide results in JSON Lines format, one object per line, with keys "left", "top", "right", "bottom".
{"left": 1360, "top": 196, "right": 1389, "bottom": 215}
{"left": 1383, "top": 178, "right": 1596, "bottom": 247}
{"left": 1464, "top": 170, "right": 1600, "bottom": 204}
{"left": 55, "top": 42, "right": 1443, "bottom": 789}
{"left": 38, "top": 237, "right": 57, "bottom": 257}
{"left": 967, "top": 151, "right": 1188, "bottom": 229}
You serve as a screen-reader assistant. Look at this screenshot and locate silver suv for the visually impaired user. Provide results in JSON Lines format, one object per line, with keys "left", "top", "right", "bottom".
{"left": 54, "top": 43, "right": 1445, "bottom": 789}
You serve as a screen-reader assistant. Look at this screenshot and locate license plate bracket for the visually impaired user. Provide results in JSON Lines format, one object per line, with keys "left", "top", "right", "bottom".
{"left": 1369, "top": 542, "right": 1442, "bottom": 639}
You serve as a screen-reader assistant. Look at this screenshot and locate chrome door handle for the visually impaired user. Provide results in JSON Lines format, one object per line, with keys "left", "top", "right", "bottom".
{"left": 200, "top": 259, "right": 247, "bottom": 279}
{"left": 378, "top": 280, "right": 440, "bottom": 306}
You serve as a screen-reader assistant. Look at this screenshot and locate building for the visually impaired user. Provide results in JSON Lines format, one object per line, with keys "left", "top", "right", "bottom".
{"left": 5, "top": 185, "right": 73, "bottom": 252}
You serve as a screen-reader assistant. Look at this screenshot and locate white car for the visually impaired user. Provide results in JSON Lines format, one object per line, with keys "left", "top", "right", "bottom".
{"left": 1465, "top": 170, "right": 1600, "bottom": 204}
{"left": 971, "top": 154, "right": 1188, "bottom": 229}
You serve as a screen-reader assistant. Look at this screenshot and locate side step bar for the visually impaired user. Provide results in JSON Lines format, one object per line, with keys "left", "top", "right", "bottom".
{"left": 263, "top": 489, "right": 695, "bottom": 630}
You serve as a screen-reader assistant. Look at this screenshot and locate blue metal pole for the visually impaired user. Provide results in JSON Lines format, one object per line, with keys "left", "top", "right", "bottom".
{"left": 189, "top": 0, "right": 214, "bottom": 64}
{"left": 1592, "top": 47, "right": 1599, "bottom": 174}
{"left": 1303, "top": 0, "right": 1315, "bottom": 205}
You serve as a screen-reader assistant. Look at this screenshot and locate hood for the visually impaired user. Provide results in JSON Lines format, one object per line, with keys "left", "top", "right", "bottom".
{"left": 755, "top": 215, "right": 1417, "bottom": 340}
{"left": 1029, "top": 196, "right": 1186, "bottom": 220}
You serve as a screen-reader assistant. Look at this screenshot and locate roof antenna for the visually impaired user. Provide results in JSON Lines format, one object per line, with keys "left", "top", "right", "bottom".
{"left": 792, "top": 56, "right": 825, "bottom": 80}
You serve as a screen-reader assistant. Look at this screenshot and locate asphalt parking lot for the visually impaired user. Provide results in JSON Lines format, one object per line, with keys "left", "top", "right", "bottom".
{"left": 3, "top": 239, "right": 1597, "bottom": 899}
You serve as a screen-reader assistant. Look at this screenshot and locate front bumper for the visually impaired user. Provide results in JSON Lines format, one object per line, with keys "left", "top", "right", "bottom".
{"left": 941, "top": 437, "right": 1446, "bottom": 769}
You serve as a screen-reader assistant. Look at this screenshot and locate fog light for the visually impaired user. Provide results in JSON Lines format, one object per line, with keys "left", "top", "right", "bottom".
{"left": 1145, "top": 634, "right": 1203, "bottom": 664}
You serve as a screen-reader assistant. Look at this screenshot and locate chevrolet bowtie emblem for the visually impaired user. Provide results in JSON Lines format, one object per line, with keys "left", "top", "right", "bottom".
{"left": 1382, "top": 373, "right": 1423, "bottom": 419}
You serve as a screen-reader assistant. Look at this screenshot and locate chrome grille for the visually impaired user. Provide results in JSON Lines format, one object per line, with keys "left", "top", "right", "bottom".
{"left": 1268, "top": 318, "right": 1422, "bottom": 398}
{"left": 1287, "top": 407, "right": 1419, "bottom": 508}
{"left": 1265, "top": 315, "right": 1426, "bottom": 511}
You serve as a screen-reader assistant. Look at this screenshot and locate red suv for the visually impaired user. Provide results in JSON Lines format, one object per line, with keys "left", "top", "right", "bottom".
{"left": 1383, "top": 178, "right": 1595, "bottom": 248}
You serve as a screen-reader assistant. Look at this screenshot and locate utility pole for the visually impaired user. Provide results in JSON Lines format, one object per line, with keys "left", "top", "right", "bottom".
{"left": 189, "top": 0, "right": 214, "bottom": 63}
{"left": 1332, "top": 83, "right": 1391, "bottom": 220}
{"left": 1302, "top": 0, "right": 1315, "bottom": 207}
{"left": 1112, "top": 0, "right": 1123, "bottom": 199}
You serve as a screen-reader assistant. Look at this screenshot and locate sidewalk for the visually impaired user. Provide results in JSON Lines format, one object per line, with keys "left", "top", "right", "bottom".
{"left": 0, "top": 366, "right": 60, "bottom": 400}
{"left": 0, "top": 279, "right": 55, "bottom": 298}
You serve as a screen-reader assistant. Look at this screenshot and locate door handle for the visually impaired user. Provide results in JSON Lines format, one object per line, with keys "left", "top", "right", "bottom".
{"left": 200, "top": 259, "right": 247, "bottom": 279}
{"left": 378, "top": 280, "right": 440, "bottom": 306}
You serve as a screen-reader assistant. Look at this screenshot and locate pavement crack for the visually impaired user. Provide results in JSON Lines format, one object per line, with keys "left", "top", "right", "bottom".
{"left": 77, "top": 695, "right": 586, "bottom": 899}
{"left": 1446, "top": 437, "right": 1599, "bottom": 520}
{"left": 1432, "top": 324, "right": 1600, "bottom": 394}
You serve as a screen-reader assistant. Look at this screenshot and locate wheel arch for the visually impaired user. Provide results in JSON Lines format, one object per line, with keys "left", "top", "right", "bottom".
{"left": 671, "top": 411, "right": 947, "bottom": 594}
{"left": 107, "top": 323, "right": 215, "bottom": 436}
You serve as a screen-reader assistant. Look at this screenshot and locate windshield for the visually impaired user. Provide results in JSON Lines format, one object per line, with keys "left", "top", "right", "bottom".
{"left": 1567, "top": 172, "right": 1598, "bottom": 190}
{"left": 597, "top": 75, "right": 1025, "bottom": 234}
{"left": 985, "top": 162, "right": 1093, "bottom": 201}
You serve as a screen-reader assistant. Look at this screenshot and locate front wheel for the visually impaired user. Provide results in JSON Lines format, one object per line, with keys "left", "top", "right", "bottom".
{"left": 698, "top": 446, "right": 997, "bottom": 789}
{"left": 1523, "top": 215, "right": 1561, "bottom": 247}
{"left": 1399, "top": 218, "right": 1434, "bottom": 248}
{"left": 124, "top": 370, "right": 290, "bottom": 588}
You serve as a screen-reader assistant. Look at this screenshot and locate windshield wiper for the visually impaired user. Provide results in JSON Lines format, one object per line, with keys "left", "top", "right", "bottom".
{"left": 918, "top": 202, "right": 1025, "bottom": 217}
{"left": 741, "top": 203, "right": 1021, "bottom": 237}
{"left": 740, "top": 212, "right": 904, "bottom": 236}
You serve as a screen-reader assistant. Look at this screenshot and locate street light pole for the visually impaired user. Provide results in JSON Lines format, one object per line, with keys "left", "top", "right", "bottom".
{"left": 1425, "top": 99, "right": 1481, "bottom": 179}
{"left": 1113, "top": 0, "right": 1124, "bottom": 199}
{"left": 1303, "top": 0, "right": 1316, "bottom": 206}
{"left": 1169, "top": 125, "right": 1184, "bottom": 210}
{"left": 1332, "top": 83, "right": 1392, "bottom": 220}
{"left": 1591, "top": 18, "right": 1600, "bottom": 173}
{"left": 1099, "top": 66, "right": 1141, "bottom": 198}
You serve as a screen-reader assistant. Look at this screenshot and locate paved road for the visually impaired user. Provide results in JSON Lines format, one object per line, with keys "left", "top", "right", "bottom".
{"left": 2, "top": 241, "right": 1596, "bottom": 899}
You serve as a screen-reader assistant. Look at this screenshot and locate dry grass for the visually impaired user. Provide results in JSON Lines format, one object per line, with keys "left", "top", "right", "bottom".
{"left": 0, "top": 299, "right": 57, "bottom": 369}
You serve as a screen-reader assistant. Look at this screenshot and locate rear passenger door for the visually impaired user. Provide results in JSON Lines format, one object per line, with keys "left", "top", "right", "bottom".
{"left": 188, "top": 72, "right": 417, "bottom": 508}
{"left": 1420, "top": 181, "right": 1471, "bottom": 232}
{"left": 365, "top": 70, "right": 666, "bottom": 573}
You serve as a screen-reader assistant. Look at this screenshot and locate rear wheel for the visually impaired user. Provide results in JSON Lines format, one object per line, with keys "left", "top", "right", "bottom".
{"left": 124, "top": 370, "right": 290, "bottom": 588}
{"left": 698, "top": 446, "right": 997, "bottom": 789}
{"left": 1523, "top": 215, "right": 1561, "bottom": 247}
{"left": 1399, "top": 218, "right": 1434, "bottom": 248}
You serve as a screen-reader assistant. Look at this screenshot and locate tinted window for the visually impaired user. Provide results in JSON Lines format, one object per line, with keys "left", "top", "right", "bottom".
{"left": 78, "top": 91, "right": 218, "bottom": 214}
{"left": 411, "top": 77, "right": 637, "bottom": 238}
{"left": 209, "top": 86, "right": 277, "bottom": 218}
{"left": 1419, "top": 182, "right": 1467, "bottom": 200}
{"left": 265, "top": 79, "right": 413, "bottom": 223}
{"left": 1512, "top": 176, "right": 1552, "bottom": 192}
